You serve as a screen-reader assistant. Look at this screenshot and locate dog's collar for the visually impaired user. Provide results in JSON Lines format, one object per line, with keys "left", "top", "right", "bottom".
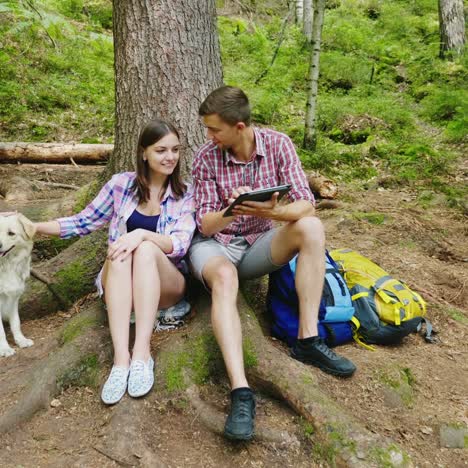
{"left": 0, "top": 245, "right": 15, "bottom": 258}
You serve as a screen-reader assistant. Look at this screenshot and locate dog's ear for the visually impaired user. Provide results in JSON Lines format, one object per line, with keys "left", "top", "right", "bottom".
{"left": 17, "top": 214, "right": 36, "bottom": 240}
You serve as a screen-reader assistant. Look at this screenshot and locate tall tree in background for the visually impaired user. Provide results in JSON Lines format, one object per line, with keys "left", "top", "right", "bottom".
{"left": 109, "top": 0, "right": 223, "bottom": 176}
{"left": 303, "top": 0, "right": 325, "bottom": 150}
{"left": 303, "top": 0, "right": 313, "bottom": 41}
{"left": 438, "top": 0, "right": 465, "bottom": 58}
{"left": 295, "top": 0, "right": 303, "bottom": 24}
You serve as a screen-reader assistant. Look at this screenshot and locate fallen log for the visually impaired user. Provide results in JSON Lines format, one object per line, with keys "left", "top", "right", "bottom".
{"left": 0, "top": 142, "right": 113, "bottom": 164}
{"left": 308, "top": 172, "right": 339, "bottom": 199}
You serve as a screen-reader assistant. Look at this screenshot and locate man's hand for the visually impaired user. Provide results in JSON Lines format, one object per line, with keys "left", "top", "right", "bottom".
{"left": 226, "top": 186, "right": 252, "bottom": 207}
{"left": 107, "top": 229, "right": 146, "bottom": 262}
{"left": 232, "top": 192, "right": 285, "bottom": 220}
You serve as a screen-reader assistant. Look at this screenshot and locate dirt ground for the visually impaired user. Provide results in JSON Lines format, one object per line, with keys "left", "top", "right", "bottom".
{"left": 0, "top": 162, "right": 467, "bottom": 467}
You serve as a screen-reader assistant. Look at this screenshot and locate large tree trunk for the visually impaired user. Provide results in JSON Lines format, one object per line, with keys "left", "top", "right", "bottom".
{"left": 303, "top": 0, "right": 313, "bottom": 42}
{"left": 438, "top": 0, "right": 466, "bottom": 58}
{"left": 295, "top": 0, "right": 303, "bottom": 24}
{"left": 110, "top": 0, "right": 223, "bottom": 177}
{"left": 303, "top": 0, "right": 325, "bottom": 150}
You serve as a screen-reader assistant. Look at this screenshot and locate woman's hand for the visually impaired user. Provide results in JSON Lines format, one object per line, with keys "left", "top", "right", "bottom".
{"left": 107, "top": 229, "right": 146, "bottom": 262}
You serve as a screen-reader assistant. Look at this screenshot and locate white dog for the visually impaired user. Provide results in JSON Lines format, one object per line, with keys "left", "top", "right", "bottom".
{"left": 0, "top": 214, "right": 35, "bottom": 357}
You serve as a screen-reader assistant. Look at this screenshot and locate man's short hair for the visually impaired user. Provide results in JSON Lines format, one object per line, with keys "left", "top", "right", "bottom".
{"left": 199, "top": 86, "right": 251, "bottom": 126}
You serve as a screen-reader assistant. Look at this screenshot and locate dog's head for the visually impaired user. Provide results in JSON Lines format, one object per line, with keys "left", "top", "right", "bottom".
{"left": 0, "top": 214, "right": 35, "bottom": 259}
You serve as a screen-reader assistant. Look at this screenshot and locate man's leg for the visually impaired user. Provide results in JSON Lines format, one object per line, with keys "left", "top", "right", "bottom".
{"left": 202, "top": 257, "right": 255, "bottom": 440}
{"left": 202, "top": 257, "right": 249, "bottom": 390}
{"left": 240, "top": 217, "right": 356, "bottom": 377}
{"left": 269, "top": 216, "right": 325, "bottom": 339}
{"left": 189, "top": 237, "right": 255, "bottom": 440}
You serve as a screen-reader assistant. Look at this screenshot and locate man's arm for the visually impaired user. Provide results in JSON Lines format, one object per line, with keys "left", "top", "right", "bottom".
{"left": 233, "top": 194, "right": 315, "bottom": 221}
{"left": 231, "top": 134, "right": 315, "bottom": 222}
{"left": 193, "top": 150, "right": 237, "bottom": 237}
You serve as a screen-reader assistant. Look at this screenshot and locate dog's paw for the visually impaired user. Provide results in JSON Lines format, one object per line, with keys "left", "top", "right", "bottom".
{"left": 16, "top": 337, "right": 34, "bottom": 348}
{"left": 0, "top": 346, "right": 16, "bottom": 357}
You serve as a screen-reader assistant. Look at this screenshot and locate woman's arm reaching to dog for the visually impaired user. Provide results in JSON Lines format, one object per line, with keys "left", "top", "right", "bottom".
{"left": 34, "top": 221, "right": 61, "bottom": 236}
{"left": 1, "top": 212, "right": 67, "bottom": 237}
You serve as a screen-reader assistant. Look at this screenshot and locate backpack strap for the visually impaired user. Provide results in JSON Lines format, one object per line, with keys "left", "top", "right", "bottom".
{"left": 350, "top": 316, "right": 376, "bottom": 351}
{"left": 417, "top": 318, "right": 437, "bottom": 343}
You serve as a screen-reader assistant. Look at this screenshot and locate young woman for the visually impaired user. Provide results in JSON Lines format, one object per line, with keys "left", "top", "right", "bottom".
{"left": 32, "top": 120, "right": 196, "bottom": 404}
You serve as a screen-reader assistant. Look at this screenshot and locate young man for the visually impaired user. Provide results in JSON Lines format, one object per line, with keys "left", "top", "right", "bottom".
{"left": 189, "top": 86, "right": 356, "bottom": 441}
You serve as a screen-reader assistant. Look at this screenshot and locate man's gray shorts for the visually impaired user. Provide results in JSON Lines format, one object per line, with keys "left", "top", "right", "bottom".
{"left": 188, "top": 229, "right": 286, "bottom": 286}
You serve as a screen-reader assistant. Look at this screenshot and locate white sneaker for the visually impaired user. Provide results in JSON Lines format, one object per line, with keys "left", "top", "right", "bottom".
{"left": 128, "top": 357, "right": 155, "bottom": 398}
{"left": 101, "top": 365, "right": 129, "bottom": 405}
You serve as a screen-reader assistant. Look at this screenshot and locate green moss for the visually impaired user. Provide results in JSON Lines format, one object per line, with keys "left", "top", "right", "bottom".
{"left": 312, "top": 439, "right": 338, "bottom": 465}
{"left": 303, "top": 422, "right": 315, "bottom": 437}
{"left": 60, "top": 314, "right": 100, "bottom": 345}
{"left": 51, "top": 233, "right": 106, "bottom": 307}
{"left": 243, "top": 337, "right": 258, "bottom": 368}
{"left": 302, "top": 373, "right": 313, "bottom": 385}
{"left": 53, "top": 259, "right": 90, "bottom": 306}
{"left": 58, "top": 353, "right": 100, "bottom": 389}
{"left": 378, "top": 366, "right": 416, "bottom": 407}
{"left": 34, "top": 237, "right": 77, "bottom": 260}
{"left": 73, "top": 180, "right": 101, "bottom": 212}
{"left": 370, "top": 444, "right": 410, "bottom": 467}
{"left": 446, "top": 307, "right": 468, "bottom": 325}
{"left": 164, "top": 331, "right": 225, "bottom": 392}
{"left": 353, "top": 211, "right": 388, "bottom": 225}
{"left": 165, "top": 351, "right": 190, "bottom": 393}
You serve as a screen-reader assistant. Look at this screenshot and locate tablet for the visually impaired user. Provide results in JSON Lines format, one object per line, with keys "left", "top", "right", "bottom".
{"left": 223, "top": 184, "right": 292, "bottom": 217}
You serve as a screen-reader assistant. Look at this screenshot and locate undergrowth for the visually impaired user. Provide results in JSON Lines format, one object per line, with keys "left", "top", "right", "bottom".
{"left": 0, "top": 0, "right": 465, "bottom": 208}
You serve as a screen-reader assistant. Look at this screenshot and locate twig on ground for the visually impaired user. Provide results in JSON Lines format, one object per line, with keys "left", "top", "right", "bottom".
{"left": 93, "top": 446, "right": 134, "bottom": 467}
{"left": 69, "top": 157, "right": 79, "bottom": 168}
{"left": 31, "top": 179, "right": 79, "bottom": 190}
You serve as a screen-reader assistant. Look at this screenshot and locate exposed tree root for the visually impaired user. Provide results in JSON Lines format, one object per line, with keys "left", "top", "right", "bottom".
{"left": 185, "top": 383, "right": 299, "bottom": 447}
{"left": 96, "top": 398, "right": 167, "bottom": 468}
{"left": 21, "top": 230, "right": 107, "bottom": 320}
{"left": 236, "top": 293, "right": 411, "bottom": 467}
{"left": 166, "top": 291, "right": 412, "bottom": 467}
{"left": 0, "top": 300, "right": 107, "bottom": 435}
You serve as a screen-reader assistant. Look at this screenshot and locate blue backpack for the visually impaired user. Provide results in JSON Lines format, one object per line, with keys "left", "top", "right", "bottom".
{"left": 267, "top": 251, "right": 355, "bottom": 347}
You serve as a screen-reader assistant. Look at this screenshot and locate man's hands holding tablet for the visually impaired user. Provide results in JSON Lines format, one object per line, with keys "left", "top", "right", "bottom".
{"left": 223, "top": 184, "right": 291, "bottom": 219}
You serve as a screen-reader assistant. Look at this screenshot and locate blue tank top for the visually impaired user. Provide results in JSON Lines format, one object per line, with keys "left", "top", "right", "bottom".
{"left": 126, "top": 209, "right": 160, "bottom": 233}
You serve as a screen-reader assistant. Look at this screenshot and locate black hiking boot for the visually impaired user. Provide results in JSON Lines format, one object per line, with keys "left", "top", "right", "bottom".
{"left": 291, "top": 336, "right": 356, "bottom": 377}
{"left": 224, "top": 387, "right": 256, "bottom": 441}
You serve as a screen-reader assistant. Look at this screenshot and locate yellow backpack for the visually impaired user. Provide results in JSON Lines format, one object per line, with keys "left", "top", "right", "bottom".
{"left": 330, "top": 249, "right": 426, "bottom": 325}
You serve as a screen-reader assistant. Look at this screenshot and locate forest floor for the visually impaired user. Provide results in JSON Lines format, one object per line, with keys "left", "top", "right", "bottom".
{"left": 0, "top": 162, "right": 467, "bottom": 468}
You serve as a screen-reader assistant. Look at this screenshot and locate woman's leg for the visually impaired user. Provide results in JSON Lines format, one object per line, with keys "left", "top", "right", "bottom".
{"left": 102, "top": 257, "right": 133, "bottom": 367}
{"left": 131, "top": 241, "right": 186, "bottom": 361}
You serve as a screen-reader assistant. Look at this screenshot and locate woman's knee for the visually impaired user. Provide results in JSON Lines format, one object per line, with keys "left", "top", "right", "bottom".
{"left": 106, "top": 256, "right": 132, "bottom": 274}
{"left": 133, "top": 240, "right": 164, "bottom": 262}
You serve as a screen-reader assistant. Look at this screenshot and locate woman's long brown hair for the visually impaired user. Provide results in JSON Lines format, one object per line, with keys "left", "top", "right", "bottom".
{"left": 135, "top": 120, "right": 187, "bottom": 202}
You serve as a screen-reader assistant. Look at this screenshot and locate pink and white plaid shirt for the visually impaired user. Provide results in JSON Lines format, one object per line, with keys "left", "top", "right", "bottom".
{"left": 57, "top": 172, "right": 196, "bottom": 269}
{"left": 193, "top": 127, "right": 314, "bottom": 245}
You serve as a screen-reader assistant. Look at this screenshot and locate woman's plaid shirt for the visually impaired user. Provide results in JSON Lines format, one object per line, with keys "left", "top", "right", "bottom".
{"left": 56, "top": 172, "right": 196, "bottom": 268}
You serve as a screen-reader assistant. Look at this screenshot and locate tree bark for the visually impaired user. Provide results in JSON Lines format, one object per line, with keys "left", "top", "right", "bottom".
{"left": 303, "top": 0, "right": 313, "bottom": 42}
{"left": 0, "top": 143, "right": 112, "bottom": 164}
{"left": 308, "top": 172, "right": 338, "bottom": 199}
{"left": 110, "top": 0, "right": 223, "bottom": 177}
{"left": 438, "top": 0, "right": 466, "bottom": 58}
{"left": 295, "top": 0, "right": 303, "bottom": 24}
{"left": 303, "top": 0, "right": 325, "bottom": 150}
